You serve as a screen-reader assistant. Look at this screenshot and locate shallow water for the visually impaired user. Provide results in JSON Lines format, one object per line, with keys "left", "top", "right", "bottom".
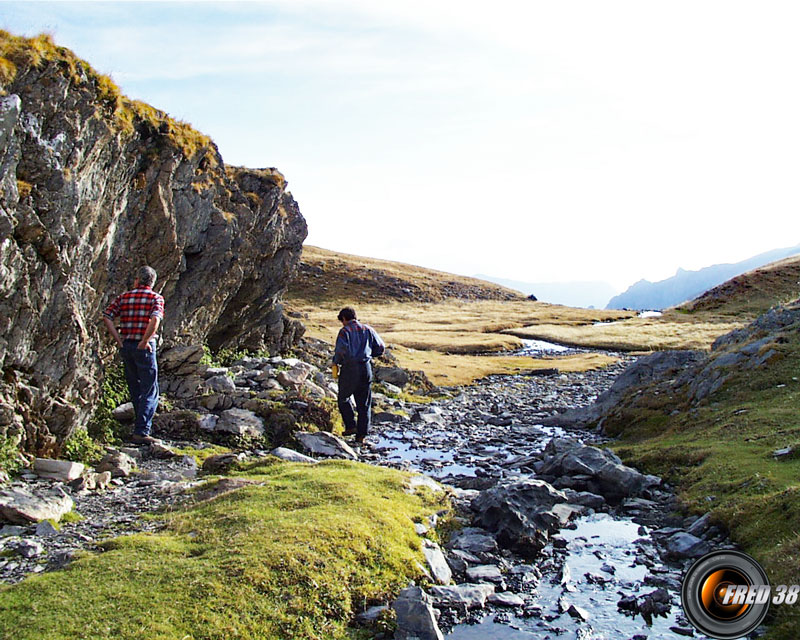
{"left": 517, "top": 338, "right": 574, "bottom": 355}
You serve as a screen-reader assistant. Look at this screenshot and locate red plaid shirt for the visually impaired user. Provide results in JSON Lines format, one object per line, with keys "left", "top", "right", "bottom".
{"left": 103, "top": 286, "right": 165, "bottom": 340}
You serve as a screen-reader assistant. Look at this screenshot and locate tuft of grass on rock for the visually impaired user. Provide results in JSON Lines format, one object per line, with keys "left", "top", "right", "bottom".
{"left": 0, "top": 459, "right": 449, "bottom": 640}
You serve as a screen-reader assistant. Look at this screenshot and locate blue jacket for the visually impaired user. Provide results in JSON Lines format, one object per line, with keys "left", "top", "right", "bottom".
{"left": 333, "top": 320, "right": 385, "bottom": 365}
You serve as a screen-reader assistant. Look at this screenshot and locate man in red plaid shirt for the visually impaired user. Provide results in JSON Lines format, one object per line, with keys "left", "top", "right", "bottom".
{"left": 103, "top": 266, "right": 165, "bottom": 444}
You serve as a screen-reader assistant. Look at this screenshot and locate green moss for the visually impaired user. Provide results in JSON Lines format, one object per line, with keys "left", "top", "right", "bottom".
{"left": 0, "top": 460, "right": 449, "bottom": 640}
{"left": 171, "top": 444, "right": 232, "bottom": 467}
{"left": 60, "top": 510, "right": 83, "bottom": 525}
{"left": 87, "top": 363, "right": 130, "bottom": 445}
{"left": 61, "top": 427, "right": 104, "bottom": 465}
{"left": 0, "top": 430, "right": 22, "bottom": 475}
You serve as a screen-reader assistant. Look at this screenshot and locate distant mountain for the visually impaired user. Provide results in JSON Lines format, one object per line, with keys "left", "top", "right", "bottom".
{"left": 607, "top": 244, "right": 800, "bottom": 310}
{"left": 475, "top": 275, "right": 619, "bottom": 309}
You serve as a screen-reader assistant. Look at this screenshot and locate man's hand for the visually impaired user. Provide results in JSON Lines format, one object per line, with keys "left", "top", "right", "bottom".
{"left": 137, "top": 340, "right": 152, "bottom": 352}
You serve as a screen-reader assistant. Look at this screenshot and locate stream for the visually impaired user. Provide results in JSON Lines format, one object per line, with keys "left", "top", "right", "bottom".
{"left": 363, "top": 346, "right": 711, "bottom": 640}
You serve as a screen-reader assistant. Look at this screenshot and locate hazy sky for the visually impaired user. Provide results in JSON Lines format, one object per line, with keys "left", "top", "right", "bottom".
{"left": 3, "top": 1, "right": 799, "bottom": 290}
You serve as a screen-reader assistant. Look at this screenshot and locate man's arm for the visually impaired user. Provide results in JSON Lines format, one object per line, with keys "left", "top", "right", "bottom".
{"left": 137, "top": 316, "right": 161, "bottom": 351}
{"left": 103, "top": 316, "right": 124, "bottom": 349}
{"left": 369, "top": 327, "right": 385, "bottom": 359}
{"left": 333, "top": 328, "right": 349, "bottom": 365}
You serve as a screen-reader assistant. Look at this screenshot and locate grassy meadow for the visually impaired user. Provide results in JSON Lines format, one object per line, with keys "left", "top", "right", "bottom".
{"left": 288, "top": 246, "right": 742, "bottom": 385}
{"left": 0, "top": 459, "right": 449, "bottom": 640}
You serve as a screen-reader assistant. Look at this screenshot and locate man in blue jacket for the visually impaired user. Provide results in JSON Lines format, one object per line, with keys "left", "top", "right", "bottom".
{"left": 333, "top": 307, "right": 385, "bottom": 443}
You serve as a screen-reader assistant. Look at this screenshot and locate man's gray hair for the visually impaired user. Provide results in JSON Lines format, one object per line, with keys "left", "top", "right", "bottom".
{"left": 137, "top": 265, "right": 157, "bottom": 287}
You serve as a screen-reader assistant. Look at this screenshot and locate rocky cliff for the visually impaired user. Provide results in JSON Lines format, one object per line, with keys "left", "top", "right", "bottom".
{"left": 0, "top": 33, "right": 307, "bottom": 455}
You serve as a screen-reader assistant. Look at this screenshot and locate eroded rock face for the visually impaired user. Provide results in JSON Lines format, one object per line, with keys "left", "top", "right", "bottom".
{"left": 0, "top": 42, "right": 307, "bottom": 453}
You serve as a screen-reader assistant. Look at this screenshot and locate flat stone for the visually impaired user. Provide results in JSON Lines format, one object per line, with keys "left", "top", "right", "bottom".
{"left": 429, "top": 583, "right": 495, "bottom": 609}
{"left": 356, "top": 604, "right": 389, "bottom": 624}
{"left": 407, "top": 475, "right": 445, "bottom": 494}
{"left": 216, "top": 408, "right": 265, "bottom": 438}
{"left": 466, "top": 564, "right": 504, "bottom": 584}
{"left": 422, "top": 540, "right": 452, "bottom": 585}
{"left": 0, "top": 487, "right": 74, "bottom": 524}
{"left": 295, "top": 431, "right": 358, "bottom": 460}
{"left": 33, "top": 458, "right": 85, "bottom": 482}
{"left": 149, "top": 442, "right": 176, "bottom": 459}
{"left": 447, "top": 528, "right": 498, "bottom": 554}
{"left": 269, "top": 447, "right": 318, "bottom": 464}
{"left": 488, "top": 592, "right": 525, "bottom": 607}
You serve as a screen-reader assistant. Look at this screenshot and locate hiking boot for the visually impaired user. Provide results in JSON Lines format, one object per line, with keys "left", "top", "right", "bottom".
{"left": 130, "top": 433, "right": 156, "bottom": 445}
{"left": 354, "top": 435, "right": 366, "bottom": 444}
{"left": 343, "top": 429, "right": 357, "bottom": 437}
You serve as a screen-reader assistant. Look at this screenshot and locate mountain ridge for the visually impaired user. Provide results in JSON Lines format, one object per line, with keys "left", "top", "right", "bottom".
{"left": 607, "top": 244, "right": 800, "bottom": 310}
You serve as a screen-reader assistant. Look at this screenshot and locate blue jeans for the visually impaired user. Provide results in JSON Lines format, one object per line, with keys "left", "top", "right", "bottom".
{"left": 120, "top": 339, "right": 159, "bottom": 436}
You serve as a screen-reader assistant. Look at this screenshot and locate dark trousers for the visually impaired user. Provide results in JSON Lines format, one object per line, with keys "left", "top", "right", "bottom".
{"left": 120, "top": 339, "right": 159, "bottom": 436}
{"left": 337, "top": 361, "right": 372, "bottom": 437}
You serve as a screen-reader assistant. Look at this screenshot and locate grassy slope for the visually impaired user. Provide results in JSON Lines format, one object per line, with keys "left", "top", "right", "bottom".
{"left": 0, "top": 460, "right": 449, "bottom": 640}
{"left": 678, "top": 254, "right": 800, "bottom": 320}
{"left": 599, "top": 258, "right": 800, "bottom": 638}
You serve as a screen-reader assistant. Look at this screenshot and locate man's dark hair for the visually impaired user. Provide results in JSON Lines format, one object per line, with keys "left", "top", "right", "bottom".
{"left": 337, "top": 307, "right": 357, "bottom": 322}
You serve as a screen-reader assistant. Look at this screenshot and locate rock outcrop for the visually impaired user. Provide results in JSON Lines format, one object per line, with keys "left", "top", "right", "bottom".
{"left": 0, "top": 33, "right": 307, "bottom": 454}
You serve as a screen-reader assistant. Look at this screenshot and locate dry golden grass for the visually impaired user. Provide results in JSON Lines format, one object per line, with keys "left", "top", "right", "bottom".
{"left": 291, "top": 298, "right": 633, "bottom": 352}
{"left": 392, "top": 346, "right": 617, "bottom": 386}
{"left": 288, "top": 246, "right": 745, "bottom": 385}
{"left": 290, "top": 298, "right": 631, "bottom": 385}
{"left": 504, "top": 313, "right": 742, "bottom": 351}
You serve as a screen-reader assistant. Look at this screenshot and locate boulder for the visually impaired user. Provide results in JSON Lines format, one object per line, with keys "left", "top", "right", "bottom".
{"left": 0, "top": 487, "right": 74, "bottom": 524}
{"left": 422, "top": 540, "right": 452, "bottom": 585}
{"left": 276, "top": 362, "right": 315, "bottom": 389}
{"left": 33, "top": 458, "right": 84, "bottom": 482}
{"left": 392, "top": 586, "right": 444, "bottom": 640}
{"left": 539, "top": 442, "right": 656, "bottom": 502}
{"left": 295, "top": 431, "right": 358, "bottom": 460}
{"left": 429, "top": 583, "right": 495, "bottom": 609}
{"left": 470, "top": 478, "right": 568, "bottom": 556}
{"left": 269, "top": 447, "right": 318, "bottom": 464}
{"left": 375, "top": 366, "right": 410, "bottom": 387}
{"left": 197, "top": 414, "right": 219, "bottom": 431}
{"left": 446, "top": 527, "right": 498, "bottom": 554}
{"left": 159, "top": 345, "right": 205, "bottom": 375}
{"left": 111, "top": 402, "right": 135, "bottom": 421}
{"left": 203, "top": 375, "right": 237, "bottom": 394}
{"left": 96, "top": 450, "right": 136, "bottom": 478}
{"left": 663, "top": 532, "right": 712, "bottom": 560}
{"left": 215, "top": 408, "right": 265, "bottom": 438}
